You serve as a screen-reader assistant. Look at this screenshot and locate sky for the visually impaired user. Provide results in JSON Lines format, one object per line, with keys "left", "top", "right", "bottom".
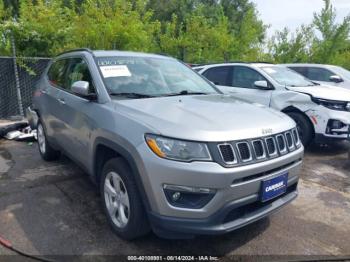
{"left": 251, "top": 0, "right": 350, "bottom": 36}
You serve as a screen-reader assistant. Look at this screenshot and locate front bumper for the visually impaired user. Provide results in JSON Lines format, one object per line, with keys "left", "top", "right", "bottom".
{"left": 305, "top": 106, "right": 350, "bottom": 140}
{"left": 136, "top": 142, "right": 303, "bottom": 237}
{"left": 149, "top": 183, "right": 297, "bottom": 238}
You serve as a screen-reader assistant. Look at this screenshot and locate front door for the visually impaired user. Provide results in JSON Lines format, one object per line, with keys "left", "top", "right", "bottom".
{"left": 219, "top": 66, "right": 273, "bottom": 106}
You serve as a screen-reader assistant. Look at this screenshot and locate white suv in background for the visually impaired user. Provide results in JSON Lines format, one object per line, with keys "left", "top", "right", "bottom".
{"left": 195, "top": 63, "right": 350, "bottom": 146}
{"left": 284, "top": 64, "right": 350, "bottom": 89}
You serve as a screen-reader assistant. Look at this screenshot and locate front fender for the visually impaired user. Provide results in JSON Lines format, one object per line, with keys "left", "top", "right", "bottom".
{"left": 270, "top": 90, "right": 317, "bottom": 112}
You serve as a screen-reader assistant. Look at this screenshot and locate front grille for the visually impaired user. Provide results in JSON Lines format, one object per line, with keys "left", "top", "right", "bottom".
{"left": 276, "top": 135, "right": 287, "bottom": 153}
{"left": 237, "top": 142, "right": 252, "bottom": 161}
{"left": 285, "top": 132, "right": 294, "bottom": 149}
{"left": 265, "top": 137, "right": 277, "bottom": 156}
{"left": 292, "top": 129, "right": 300, "bottom": 145}
{"left": 218, "top": 144, "right": 236, "bottom": 163}
{"left": 217, "top": 128, "right": 301, "bottom": 166}
{"left": 252, "top": 140, "right": 265, "bottom": 158}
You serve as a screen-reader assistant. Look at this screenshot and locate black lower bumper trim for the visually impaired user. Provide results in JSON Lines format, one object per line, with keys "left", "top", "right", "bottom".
{"left": 149, "top": 185, "right": 298, "bottom": 238}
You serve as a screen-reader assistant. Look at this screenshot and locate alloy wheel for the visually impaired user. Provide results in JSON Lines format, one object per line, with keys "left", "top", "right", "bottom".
{"left": 104, "top": 171, "right": 130, "bottom": 228}
{"left": 37, "top": 124, "right": 46, "bottom": 154}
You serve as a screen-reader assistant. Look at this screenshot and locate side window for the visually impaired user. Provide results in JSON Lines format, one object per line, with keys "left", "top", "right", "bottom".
{"left": 202, "top": 66, "right": 231, "bottom": 86}
{"left": 47, "top": 59, "right": 68, "bottom": 88}
{"left": 306, "top": 67, "right": 333, "bottom": 82}
{"left": 64, "top": 58, "right": 95, "bottom": 93}
{"left": 232, "top": 66, "right": 266, "bottom": 89}
{"left": 289, "top": 67, "right": 308, "bottom": 77}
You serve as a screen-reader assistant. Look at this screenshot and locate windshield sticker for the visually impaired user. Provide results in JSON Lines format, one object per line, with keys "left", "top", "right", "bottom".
{"left": 100, "top": 65, "right": 131, "bottom": 78}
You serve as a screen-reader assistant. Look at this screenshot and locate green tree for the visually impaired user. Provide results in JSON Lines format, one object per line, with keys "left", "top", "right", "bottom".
{"left": 68, "top": 0, "right": 159, "bottom": 52}
{"left": 312, "top": 0, "right": 350, "bottom": 63}
{"left": 3, "top": 0, "right": 74, "bottom": 56}
{"left": 268, "top": 25, "right": 315, "bottom": 63}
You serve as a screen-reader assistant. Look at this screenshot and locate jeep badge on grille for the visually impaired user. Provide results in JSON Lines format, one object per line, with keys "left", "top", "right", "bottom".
{"left": 262, "top": 128, "right": 273, "bottom": 135}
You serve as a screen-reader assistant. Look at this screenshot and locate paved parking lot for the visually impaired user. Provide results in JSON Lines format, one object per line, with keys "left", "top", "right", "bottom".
{"left": 0, "top": 139, "right": 349, "bottom": 260}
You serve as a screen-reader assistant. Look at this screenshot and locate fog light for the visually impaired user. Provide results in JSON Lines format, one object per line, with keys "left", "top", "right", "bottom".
{"left": 172, "top": 192, "right": 181, "bottom": 201}
{"left": 163, "top": 184, "right": 216, "bottom": 209}
{"left": 331, "top": 120, "right": 343, "bottom": 129}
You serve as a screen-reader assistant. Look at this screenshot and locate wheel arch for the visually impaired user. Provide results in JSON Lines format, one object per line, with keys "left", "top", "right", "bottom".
{"left": 281, "top": 106, "right": 315, "bottom": 138}
{"left": 93, "top": 138, "right": 151, "bottom": 212}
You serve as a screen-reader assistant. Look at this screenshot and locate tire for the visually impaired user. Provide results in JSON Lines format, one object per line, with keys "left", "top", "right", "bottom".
{"left": 287, "top": 112, "right": 313, "bottom": 146}
{"left": 100, "top": 157, "right": 150, "bottom": 240}
{"left": 37, "top": 120, "right": 60, "bottom": 161}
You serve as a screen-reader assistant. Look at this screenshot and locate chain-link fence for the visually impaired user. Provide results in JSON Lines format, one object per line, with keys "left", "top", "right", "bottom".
{"left": 0, "top": 57, "right": 51, "bottom": 119}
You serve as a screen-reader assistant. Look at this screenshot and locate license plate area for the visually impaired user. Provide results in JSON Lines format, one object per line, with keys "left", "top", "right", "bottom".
{"left": 261, "top": 173, "right": 288, "bottom": 202}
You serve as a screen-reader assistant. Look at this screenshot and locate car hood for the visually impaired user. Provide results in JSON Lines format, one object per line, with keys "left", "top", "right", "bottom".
{"left": 288, "top": 85, "right": 350, "bottom": 101}
{"left": 113, "top": 94, "right": 295, "bottom": 142}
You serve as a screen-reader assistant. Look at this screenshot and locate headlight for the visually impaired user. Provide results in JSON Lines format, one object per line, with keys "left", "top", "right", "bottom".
{"left": 311, "top": 97, "right": 349, "bottom": 111}
{"left": 145, "top": 134, "right": 211, "bottom": 162}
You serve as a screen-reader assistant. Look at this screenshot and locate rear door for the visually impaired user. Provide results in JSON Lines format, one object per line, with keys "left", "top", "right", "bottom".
{"left": 55, "top": 57, "right": 98, "bottom": 166}
{"left": 43, "top": 59, "right": 68, "bottom": 143}
{"left": 202, "top": 66, "right": 233, "bottom": 91}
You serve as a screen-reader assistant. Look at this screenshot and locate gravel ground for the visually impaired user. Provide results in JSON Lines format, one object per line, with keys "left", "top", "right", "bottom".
{"left": 0, "top": 139, "right": 349, "bottom": 261}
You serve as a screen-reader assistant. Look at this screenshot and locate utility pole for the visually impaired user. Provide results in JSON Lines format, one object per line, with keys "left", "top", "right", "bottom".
{"left": 10, "top": 19, "right": 24, "bottom": 118}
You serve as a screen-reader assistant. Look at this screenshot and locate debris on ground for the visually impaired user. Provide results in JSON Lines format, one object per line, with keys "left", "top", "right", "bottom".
{"left": 0, "top": 122, "right": 37, "bottom": 141}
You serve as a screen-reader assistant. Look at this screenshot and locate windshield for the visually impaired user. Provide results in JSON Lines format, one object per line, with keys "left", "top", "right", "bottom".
{"left": 96, "top": 56, "right": 218, "bottom": 98}
{"left": 331, "top": 66, "right": 350, "bottom": 80}
{"left": 261, "top": 66, "right": 315, "bottom": 87}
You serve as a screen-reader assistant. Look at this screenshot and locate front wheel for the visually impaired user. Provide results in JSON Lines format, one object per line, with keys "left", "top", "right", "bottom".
{"left": 37, "top": 120, "right": 60, "bottom": 161}
{"left": 287, "top": 112, "right": 313, "bottom": 146}
{"left": 100, "top": 158, "right": 150, "bottom": 240}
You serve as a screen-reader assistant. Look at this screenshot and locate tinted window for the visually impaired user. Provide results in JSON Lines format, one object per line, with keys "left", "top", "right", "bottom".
{"left": 306, "top": 67, "right": 333, "bottom": 82}
{"left": 47, "top": 59, "right": 67, "bottom": 87}
{"left": 65, "top": 58, "right": 95, "bottom": 93}
{"left": 289, "top": 67, "right": 308, "bottom": 77}
{"left": 232, "top": 66, "right": 265, "bottom": 89}
{"left": 203, "top": 66, "right": 231, "bottom": 86}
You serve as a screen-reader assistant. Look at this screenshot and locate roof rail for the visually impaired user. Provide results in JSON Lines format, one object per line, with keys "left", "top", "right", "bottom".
{"left": 193, "top": 61, "right": 247, "bottom": 67}
{"left": 57, "top": 48, "right": 93, "bottom": 56}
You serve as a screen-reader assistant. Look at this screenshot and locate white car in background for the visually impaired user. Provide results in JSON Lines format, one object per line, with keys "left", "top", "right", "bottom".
{"left": 284, "top": 63, "right": 350, "bottom": 89}
{"left": 195, "top": 63, "right": 350, "bottom": 146}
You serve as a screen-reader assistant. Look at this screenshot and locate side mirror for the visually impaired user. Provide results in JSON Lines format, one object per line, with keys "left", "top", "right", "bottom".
{"left": 71, "top": 81, "right": 96, "bottom": 99}
{"left": 254, "top": 80, "right": 270, "bottom": 90}
{"left": 329, "top": 75, "right": 343, "bottom": 83}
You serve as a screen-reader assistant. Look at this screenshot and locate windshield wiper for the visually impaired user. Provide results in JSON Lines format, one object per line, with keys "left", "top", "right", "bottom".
{"left": 162, "top": 90, "right": 209, "bottom": 97}
{"left": 109, "top": 92, "right": 155, "bottom": 99}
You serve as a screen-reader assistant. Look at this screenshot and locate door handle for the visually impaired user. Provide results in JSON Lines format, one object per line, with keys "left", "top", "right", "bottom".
{"left": 58, "top": 98, "right": 66, "bottom": 105}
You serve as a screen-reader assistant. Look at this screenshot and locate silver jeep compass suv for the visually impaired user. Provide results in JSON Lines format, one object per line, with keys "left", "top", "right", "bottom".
{"left": 27, "top": 49, "right": 304, "bottom": 239}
